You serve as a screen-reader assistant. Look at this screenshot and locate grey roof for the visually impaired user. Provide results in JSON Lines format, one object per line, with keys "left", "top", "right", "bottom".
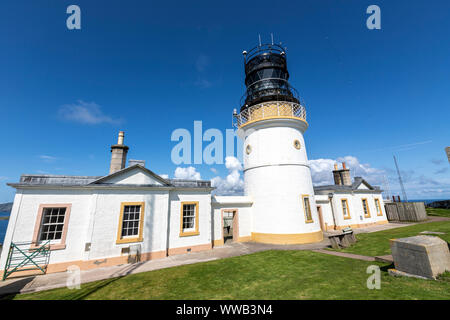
{"left": 18, "top": 175, "right": 102, "bottom": 185}
{"left": 314, "top": 177, "right": 381, "bottom": 193}
{"left": 8, "top": 165, "right": 212, "bottom": 189}
{"left": 168, "top": 179, "right": 212, "bottom": 188}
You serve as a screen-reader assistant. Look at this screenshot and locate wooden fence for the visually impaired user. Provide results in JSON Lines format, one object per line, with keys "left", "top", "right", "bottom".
{"left": 384, "top": 202, "right": 428, "bottom": 222}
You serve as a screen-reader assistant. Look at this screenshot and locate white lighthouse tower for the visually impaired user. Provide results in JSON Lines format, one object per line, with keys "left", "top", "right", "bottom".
{"left": 235, "top": 43, "right": 323, "bottom": 244}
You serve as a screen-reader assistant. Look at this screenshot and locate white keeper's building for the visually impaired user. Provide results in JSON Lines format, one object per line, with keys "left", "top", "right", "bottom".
{"left": 0, "top": 43, "right": 388, "bottom": 275}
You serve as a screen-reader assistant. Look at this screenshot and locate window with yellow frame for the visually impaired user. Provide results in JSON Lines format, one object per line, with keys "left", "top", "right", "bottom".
{"left": 362, "top": 198, "right": 371, "bottom": 218}
{"left": 302, "top": 195, "right": 313, "bottom": 223}
{"left": 116, "top": 202, "right": 145, "bottom": 244}
{"left": 180, "top": 201, "right": 199, "bottom": 237}
{"left": 374, "top": 198, "right": 383, "bottom": 216}
{"left": 341, "top": 199, "right": 351, "bottom": 220}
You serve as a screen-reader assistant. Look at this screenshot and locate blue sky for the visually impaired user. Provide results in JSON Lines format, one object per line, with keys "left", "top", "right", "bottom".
{"left": 0, "top": 0, "right": 449, "bottom": 202}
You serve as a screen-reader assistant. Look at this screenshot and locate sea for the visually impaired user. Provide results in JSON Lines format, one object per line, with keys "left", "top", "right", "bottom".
{"left": 0, "top": 211, "right": 9, "bottom": 244}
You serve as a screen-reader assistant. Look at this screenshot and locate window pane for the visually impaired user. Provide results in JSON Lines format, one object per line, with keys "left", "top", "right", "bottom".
{"left": 182, "top": 204, "right": 196, "bottom": 230}
{"left": 303, "top": 197, "right": 312, "bottom": 221}
{"left": 121, "top": 205, "right": 141, "bottom": 237}
{"left": 40, "top": 207, "right": 66, "bottom": 241}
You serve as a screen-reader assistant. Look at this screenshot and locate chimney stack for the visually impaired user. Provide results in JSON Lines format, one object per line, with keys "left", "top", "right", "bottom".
{"left": 109, "top": 131, "right": 129, "bottom": 174}
{"left": 332, "top": 162, "right": 352, "bottom": 186}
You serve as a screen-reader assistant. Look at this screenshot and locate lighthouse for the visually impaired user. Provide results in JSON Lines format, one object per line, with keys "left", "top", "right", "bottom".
{"left": 234, "top": 42, "right": 323, "bottom": 244}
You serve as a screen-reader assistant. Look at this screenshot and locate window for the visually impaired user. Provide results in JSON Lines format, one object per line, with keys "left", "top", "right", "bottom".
{"left": 375, "top": 199, "right": 383, "bottom": 216}
{"left": 116, "top": 202, "right": 145, "bottom": 244}
{"left": 39, "top": 207, "right": 66, "bottom": 241}
{"left": 121, "top": 205, "right": 141, "bottom": 237}
{"left": 362, "top": 199, "right": 371, "bottom": 218}
{"left": 302, "top": 195, "right": 313, "bottom": 223}
{"left": 180, "top": 202, "right": 199, "bottom": 237}
{"left": 31, "top": 204, "right": 71, "bottom": 250}
{"left": 341, "top": 199, "right": 351, "bottom": 220}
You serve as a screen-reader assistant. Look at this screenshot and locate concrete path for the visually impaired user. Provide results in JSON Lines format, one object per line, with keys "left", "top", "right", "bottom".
{"left": 311, "top": 249, "right": 375, "bottom": 262}
{"left": 374, "top": 255, "right": 394, "bottom": 263}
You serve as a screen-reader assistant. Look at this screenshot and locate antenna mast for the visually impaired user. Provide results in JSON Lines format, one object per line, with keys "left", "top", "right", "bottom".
{"left": 382, "top": 175, "right": 392, "bottom": 201}
{"left": 393, "top": 155, "right": 407, "bottom": 202}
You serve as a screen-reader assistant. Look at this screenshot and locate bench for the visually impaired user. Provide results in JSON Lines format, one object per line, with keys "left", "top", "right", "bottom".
{"left": 328, "top": 228, "right": 357, "bottom": 249}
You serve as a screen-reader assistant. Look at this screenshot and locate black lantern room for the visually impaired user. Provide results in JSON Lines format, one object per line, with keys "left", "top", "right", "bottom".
{"left": 240, "top": 43, "right": 300, "bottom": 112}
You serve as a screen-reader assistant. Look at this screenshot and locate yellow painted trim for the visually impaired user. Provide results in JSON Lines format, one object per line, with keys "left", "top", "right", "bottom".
{"left": 116, "top": 202, "right": 145, "bottom": 244}
{"left": 251, "top": 230, "right": 323, "bottom": 245}
{"left": 179, "top": 201, "right": 200, "bottom": 237}
{"left": 362, "top": 198, "right": 371, "bottom": 218}
{"left": 239, "top": 115, "right": 308, "bottom": 129}
{"left": 334, "top": 220, "right": 389, "bottom": 230}
{"left": 301, "top": 194, "right": 314, "bottom": 223}
{"left": 341, "top": 198, "right": 351, "bottom": 220}
{"left": 374, "top": 198, "right": 383, "bottom": 216}
{"left": 237, "top": 236, "right": 252, "bottom": 242}
{"left": 213, "top": 239, "right": 224, "bottom": 246}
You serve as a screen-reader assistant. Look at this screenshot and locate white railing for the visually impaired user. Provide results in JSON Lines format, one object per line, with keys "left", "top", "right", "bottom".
{"left": 233, "top": 101, "right": 306, "bottom": 128}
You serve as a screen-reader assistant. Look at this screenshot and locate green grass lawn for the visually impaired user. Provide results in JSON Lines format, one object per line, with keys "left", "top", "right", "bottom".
{"left": 331, "top": 220, "right": 450, "bottom": 257}
{"left": 4, "top": 250, "right": 450, "bottom": 300}
{"left": 426, "top": 207, "right": 450, "bottom": 218}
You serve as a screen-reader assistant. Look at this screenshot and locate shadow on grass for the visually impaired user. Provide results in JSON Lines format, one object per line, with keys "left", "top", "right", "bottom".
{"left": 380, "top": 263, "right": 395, "bottom": 273}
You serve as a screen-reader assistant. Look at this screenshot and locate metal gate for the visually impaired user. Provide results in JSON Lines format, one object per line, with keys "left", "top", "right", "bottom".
{"left": 2, "top": 241, "right": 50, "bottom": 281}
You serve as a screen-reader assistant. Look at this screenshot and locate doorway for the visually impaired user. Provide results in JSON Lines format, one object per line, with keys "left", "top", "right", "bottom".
{"left": 317, "top": 206, "right": 325, "bottom": 231}
{"left": 222, "top": 210, "right": 238, "bottom": 244}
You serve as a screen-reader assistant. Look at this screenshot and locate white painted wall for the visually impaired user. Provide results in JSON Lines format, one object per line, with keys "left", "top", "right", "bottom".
{"left": 330, "top": 192, "right": 388, "bottom": 228}
{"left": 0, "top": 188, "right": 92, "bottom": 267}
{"left": 240, "top": 118, "right": 321, "bottom": 237}
{"left": 86, "top": 189, "right": 170, "bottom": 260}
{"left": 0, "top": 185, "right": 214, "bottom": 271}
{"left": 211, "top": 196, "right": 253, "bottom": 241}
{"left": 168, "top": 190, "right": 212, "bottom": 250}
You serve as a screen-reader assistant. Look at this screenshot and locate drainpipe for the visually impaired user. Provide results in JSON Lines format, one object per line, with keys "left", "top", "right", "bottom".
{"left": 328, "top": 193, "right": 337, "bottom": 230}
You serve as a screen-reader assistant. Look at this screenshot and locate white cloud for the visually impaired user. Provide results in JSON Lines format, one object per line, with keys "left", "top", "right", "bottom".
{"left": 211, "top": 156, "right": 244, "bottom": 195}
{"left": 58, "top": 100, "right": 122, "bottom": 125}
{"left": 0, "top": 176, "right": 8, "bottom": 181}
{"left": 174, "top": 167, "right": 201, "bottom": 180}
{"left": 309, "top": 155, "right": 386, "bottom": 186}
{"left": 309, "top": 155, "right": 450, "bottom": 200}
{"left": 159, "top": 174, "right": 169, "bottom": 179}
{"left": 39, "top": 155, "right": 58, "bottom": 163}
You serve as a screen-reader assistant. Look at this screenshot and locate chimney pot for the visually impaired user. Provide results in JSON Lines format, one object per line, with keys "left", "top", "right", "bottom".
{"left": 110, "top": 131, "right": 129, "bottom": 174}
{"left": 334, "top": 163, "right": 338, "bottom": 170}
{"left": 342, "top": 162, "right": 347, "bottom": 170}
{"left": 118, "top": 131, "right": 125, "bottom": 145}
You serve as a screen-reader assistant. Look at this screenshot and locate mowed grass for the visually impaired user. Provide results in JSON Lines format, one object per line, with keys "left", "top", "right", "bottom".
{"left": 331, "top": 220, "right": 450, "bottom": 257}
{"left": 5, "top": 250, "right": 450, "bottom": 300}
{"left": 426, "top": 207, "right": 450, "bottom": 218}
